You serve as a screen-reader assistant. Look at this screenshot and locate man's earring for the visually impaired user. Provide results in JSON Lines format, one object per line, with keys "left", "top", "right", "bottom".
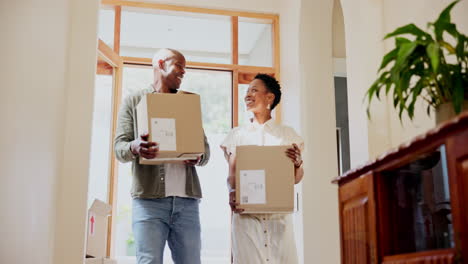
{"left": 267, "top": 104, "right": 271, "bottom": 110}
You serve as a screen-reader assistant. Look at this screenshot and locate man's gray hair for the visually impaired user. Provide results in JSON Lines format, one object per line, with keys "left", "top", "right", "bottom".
{"left": 151, "top": 48, "right": 184, "bottom": 69}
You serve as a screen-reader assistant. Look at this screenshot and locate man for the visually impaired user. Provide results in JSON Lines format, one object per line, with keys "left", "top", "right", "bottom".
{"left": 114, "top": 48, "right": 210, "bottom": 264}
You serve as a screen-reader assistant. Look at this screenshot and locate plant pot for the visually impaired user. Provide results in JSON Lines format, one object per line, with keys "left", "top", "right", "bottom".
{"left": 435, "top": 101, "right": 468, "bottom": 124}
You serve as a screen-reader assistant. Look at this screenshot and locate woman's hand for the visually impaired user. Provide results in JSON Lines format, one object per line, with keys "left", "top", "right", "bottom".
{"left": 229, "top": 190, "right": 245, "bottom": 214}
{"left": 286, "top": 143, "right": 303, "bottom": 168}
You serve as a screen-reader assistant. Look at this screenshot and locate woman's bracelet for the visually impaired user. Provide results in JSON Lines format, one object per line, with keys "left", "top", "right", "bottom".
{"left": 294, "top": 159, "right": 303, "bottom": 168}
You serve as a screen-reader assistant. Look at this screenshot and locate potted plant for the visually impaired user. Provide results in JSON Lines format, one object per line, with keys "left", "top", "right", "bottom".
{"left": 366, "top": 0, "right": 468, "bottom": 124}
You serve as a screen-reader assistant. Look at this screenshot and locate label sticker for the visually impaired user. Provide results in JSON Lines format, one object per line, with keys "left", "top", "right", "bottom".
{"left": 151, "top": 118, "right": 177, "bottom": 151}
{"left": 239, "top": 170, "right": 266, "bottom": 204}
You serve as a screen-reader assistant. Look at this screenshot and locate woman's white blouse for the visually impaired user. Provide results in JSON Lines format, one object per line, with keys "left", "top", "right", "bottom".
{"left": 221, "top": 118, "right": 303, "bottom": 264}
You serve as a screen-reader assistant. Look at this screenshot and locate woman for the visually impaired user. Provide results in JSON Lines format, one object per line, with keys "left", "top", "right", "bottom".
{"left": 221, "top": 74, "right": 304, "bottom": 264}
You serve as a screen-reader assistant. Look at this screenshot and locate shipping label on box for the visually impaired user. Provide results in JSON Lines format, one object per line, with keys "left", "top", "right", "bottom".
{"left": 136, "top": 91, "right": 205, "bottom": 164}
{"left": 239, "top": 169, "right": 266, "bottom": 204}
{"left": 235, "top": 145, "right": 295, "bottom": 213}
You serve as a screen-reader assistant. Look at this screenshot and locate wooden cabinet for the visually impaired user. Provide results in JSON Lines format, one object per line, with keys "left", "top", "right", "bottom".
{"left": 339, "top": 173, "right": 377, "bottom": 264}
{"left": 334, "top": 113, "right": 468, "bottom": 264}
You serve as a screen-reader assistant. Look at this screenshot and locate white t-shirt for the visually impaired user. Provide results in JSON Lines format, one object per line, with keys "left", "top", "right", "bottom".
{"left": 164, "top": 163, "right": 188, "bottom": 198}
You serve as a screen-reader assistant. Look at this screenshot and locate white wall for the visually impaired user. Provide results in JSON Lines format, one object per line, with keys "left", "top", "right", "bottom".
{"left": 298, "top": 0, "right": 342, "bottom": 263}
{"left": 340, "top": 0, "right": 393, "bottom": 167}
{"left": 338, "top": 0, "right": 468, "bottom": 162}
{"left": 277, "top": 0, "right": 305, "bottom": 261}
{"left": 0, "top": 0, "right": 100, "bottom": 263}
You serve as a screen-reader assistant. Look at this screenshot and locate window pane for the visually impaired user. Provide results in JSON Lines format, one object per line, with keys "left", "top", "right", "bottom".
{"left": 98, "top": 7, "right": 115, "bottom": 49}
{"left": 115, "top": 67, "right": 232, "bottom": 263}
{"left": 87, "top": 74, "right": 113, "bottom": 207}
{"left": 239, "top": 18, "right": 273, "bottom": 67}
{"left": 120, "top": 8, "right": 231, "bottom": 64}
{"left": 121, "top": 66, "right": 153, "bottom": 101}
{"left": 180, "top": 69, "right": 232, "bottom": 263}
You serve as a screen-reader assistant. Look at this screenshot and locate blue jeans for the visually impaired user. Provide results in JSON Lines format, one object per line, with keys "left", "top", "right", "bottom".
{"left": 132, "top": 197, "right": 201, "bottom": 264}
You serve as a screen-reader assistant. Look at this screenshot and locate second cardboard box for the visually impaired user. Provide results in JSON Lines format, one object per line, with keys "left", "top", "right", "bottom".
{"left": 235, "top": 145, "right": 294, "bottom": 213}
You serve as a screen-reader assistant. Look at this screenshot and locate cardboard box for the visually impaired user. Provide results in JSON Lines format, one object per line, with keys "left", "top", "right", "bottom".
{"left": 84, "top": 257, "right": 116, "bottom": 264}
{"left": 136, "top": 91, "right": 205, "bottom": 164}
{"left": 86, "top": 199, "right": 112, "bottom": 258}
{"left": 235, "top": 145, "right": 295, "bottom": 213}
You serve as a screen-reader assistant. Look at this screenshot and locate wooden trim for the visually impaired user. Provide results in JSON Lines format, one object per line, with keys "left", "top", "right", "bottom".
{"left": 98, "top": 39, "right": 123, "bottom": 67}
{"left": 231, "top": 16, "right": 238, "bottom": 65}
{"left": 102, "top": 0, "right": 277, "bottom": 19}
{"left": 273, "top": 16, "right": 280, "bottom": 75}
{"left": 446, "top": 129, "right": 468, "bottom": 262}
{"left": 232, "top": 69, "right": 239, "bottom": 127}
{"left": 106, "top": 61, "right": 124, "bottom": 257}
{"left": 97, "top": 60, "right": 114, "bottom": 75}
{"left": 113, "top": 5, "right": 122, "bottom": 54}
{"left": 272, "top": 16, "right": 281, "bottom": 124}
{"left": 338, "top": 173, "right": 378, "bottom": 264}
{"left": 334, "top": 112, "right": 468, "bottom": 184}
{"left": 122, "top": 56, "right": 275, "bottom": 73}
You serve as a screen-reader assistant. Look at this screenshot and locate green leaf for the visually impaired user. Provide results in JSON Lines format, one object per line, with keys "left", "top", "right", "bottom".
{"left": 396, "top": 37, "right": 411, "bottom": 46}
{"left": 427, "top": 43, "right": 440, "bottom": 72}
{"left": 435, "top": 1, "right": 459, "bottom": 25}
{"left": 394, "top": 42, "right": 419, "bottom": 71}
{"left": 440, "top": 40, "right": 456, "bottom": 54}
{"left": 384, "top": 23, "right": 432, "bottom": 39}
{"left": 366, "top": 82, "right": 378, "bottom": 103}
{"left": 385, "top": 23, "right": 431, "bottom": 40}
{"left": 433, "top": 0, "right": 459, "bottom": 40}
{"left": 444, "top": 23, "right": 459, "bottom": 39}
{"left": 407, "top": 79, "right": 425, "bottom": 120}
{"left": 379, "top": 48, "right": 398, "bottom": 70}
{"left": 453, "top": 72, "right": 464, "bottom": 113}
{"left": 455, "top": 35, "right": 466, "bottom": 58}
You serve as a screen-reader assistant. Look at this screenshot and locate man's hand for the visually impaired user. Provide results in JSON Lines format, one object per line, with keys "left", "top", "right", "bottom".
{"left": 229, "top": 190, "right": 244, "bottom": 214}
{"left": 130, "top": 133, "right": 159, "bottom": 159}
{"left": 184, "top": 157, "right": 201, "bottom": 166}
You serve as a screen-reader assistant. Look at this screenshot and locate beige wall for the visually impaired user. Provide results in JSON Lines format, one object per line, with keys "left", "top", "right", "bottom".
{"left": 298, "top": 0, "right": 342, "bottom": 263}
{"left": 333, "top": 0, "right": 346, "bottom": 58}
{"left": 53, "top": 0, "right": 100, "bottom": 263}
{"left": 0, "top": 0, "right": 99, "bottom": 263}
{"left": 0, "top": 0, "right": 70, "bottom": 262}
{"left": 340, "top": 0, "right": 393, "bottom": 167}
